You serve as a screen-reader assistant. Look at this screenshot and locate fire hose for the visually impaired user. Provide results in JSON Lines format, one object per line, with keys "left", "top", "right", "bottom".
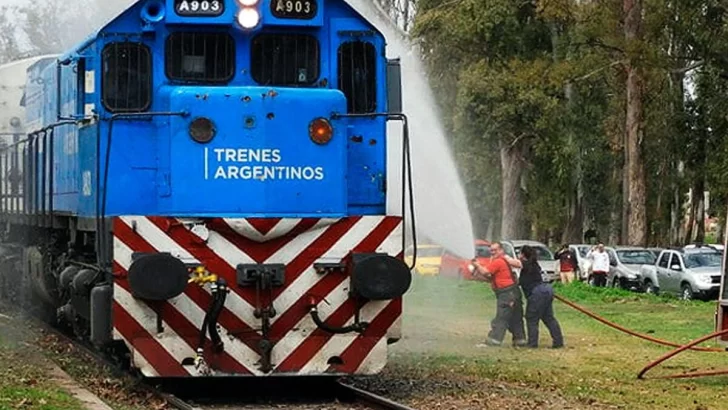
{"left": 553, "top": 293, "right": 728, "bottom": 380}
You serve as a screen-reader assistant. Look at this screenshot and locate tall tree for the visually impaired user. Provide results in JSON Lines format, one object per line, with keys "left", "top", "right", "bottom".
{"left": 623, "top": 0, "right": 647, "bottom": 246}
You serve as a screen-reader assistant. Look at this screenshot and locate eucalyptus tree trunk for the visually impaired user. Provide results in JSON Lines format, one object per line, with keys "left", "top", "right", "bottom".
{"left": 624, "top": 0, "right": 647, "bottom": 246}
{"left": 500, "top": 139, "right": 527, "bottom": 240}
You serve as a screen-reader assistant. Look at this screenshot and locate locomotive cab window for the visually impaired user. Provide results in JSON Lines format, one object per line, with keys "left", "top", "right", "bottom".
{"left": 166, "top": 32, "right": 235, "bottom": 83}
{"left": 338, "top": 41, "right": 376, "bottom": 113}
{"left": 102, "top": 43, "right": 152, "bottom": 112}
{"left": 251, "top": 34, "right": 319, "bottom": 86}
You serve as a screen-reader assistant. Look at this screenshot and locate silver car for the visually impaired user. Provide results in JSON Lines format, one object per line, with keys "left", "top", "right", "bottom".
{"left": 606, "top": 247, "right": 656, "bottom": 291}
{"left": 640, "top": 247, "right": 722, "bottom": 300}
{"left": 570, "top": 244, "right": 593, "bottom": 281}
{"left": 507, "top": 240, "right": 557, "bottom": 282}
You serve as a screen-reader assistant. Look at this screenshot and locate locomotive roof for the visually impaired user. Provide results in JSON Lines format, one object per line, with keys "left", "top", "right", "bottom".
{"left": 59, "top": 0, "right": 391, "bottom": 62}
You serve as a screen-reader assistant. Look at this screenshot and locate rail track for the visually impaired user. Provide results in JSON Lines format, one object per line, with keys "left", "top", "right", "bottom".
{"left": 7, "top": 305, "right": 416, "bottom": 410}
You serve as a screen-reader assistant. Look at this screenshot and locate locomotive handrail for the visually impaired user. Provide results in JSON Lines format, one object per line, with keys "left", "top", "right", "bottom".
{"left": 331, "top": 112, "right": 417, "bottom": 270}
{"left": 96, "top": 111, "right": 189, "bottom": 273}
{"left": 0, "top": 120, "right": 79, "bottom": 152}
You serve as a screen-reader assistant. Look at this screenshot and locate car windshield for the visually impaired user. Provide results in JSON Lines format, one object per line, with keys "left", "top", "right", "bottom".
{"left": 475, "top": 245, "right": 491, "bottom": 257}
{"left": 418, "top": 247, "right": 443, "bottom": 257}
{"left": 616, "top": 250, "right": 655, "bottom": 265}
{"left": 535, "top": 246, "right": 553, "bottom": 261}
{"left": 684, "top": 252, "right": 722, "bottom": 268}
{"left": 502, "top": 244, "right": 515, "bottom": 257}
{"left": 576, "top": 246, "right": 589, "bottom": 257}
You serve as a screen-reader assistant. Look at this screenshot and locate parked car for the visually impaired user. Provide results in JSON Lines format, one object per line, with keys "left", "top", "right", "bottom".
{"left": 639, "top": 246, "right": 723, "bottom": 300}
{"left": 685, "top": 243, "right": 724, "bottom": 252}
{"left": 506, "top": 240, "right": 557, "bottom": 282}
{"left": 569, "top": 244, "right": 593, "bottom": 281}
{"left": 606, "top": 246, "right": 656, "bottom": 291}
{"left": 404, "top": 244, "right": 444, "bottom": 276}
{"left": 439, "top": 239, "right": 491, "bottom": 280}
{"left": 647, "top": 247, "right": 665, "bottom": 259}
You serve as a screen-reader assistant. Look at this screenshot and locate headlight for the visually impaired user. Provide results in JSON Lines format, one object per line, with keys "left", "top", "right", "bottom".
{"left": 189, "top": 117, "right": 216, "bottom": 143}
{"left": 699, "top": 274, "right": 712, "bottom": 284}
{"left": 237, "top": 7, "right": 260, "bottom": 29}
{"left": 626, "top": 270, "right": 638, "bottom": 279}
{"left": 309, "top": 118, "right": 333, "bottom": 145}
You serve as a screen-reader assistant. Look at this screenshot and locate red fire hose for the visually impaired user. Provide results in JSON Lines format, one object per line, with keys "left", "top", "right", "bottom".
{"left": 636, "top": 328, "right": 728, "bottom": 379}
{"left": 553, "top": 293, "right": 728, "bottom": 380}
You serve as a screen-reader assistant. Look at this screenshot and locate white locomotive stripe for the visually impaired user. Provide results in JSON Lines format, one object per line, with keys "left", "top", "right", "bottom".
{"left": 221, "top": 218, "right": 298, "bottom": 242}
{"left": 113, "top": 215, "right": 402, "bottom": 377}
{"left": 167, "top": 293, "right": 264, "bottom": 376}
{"left": 263, "top": 218, "right": 302, "bottom": 240}
{"left": 113, "top": 236, "right": 135, "bottom": 270}
{"left": 263, "top": 219, "right": 340, "bottom": 265}
{"left": 271, "top": 217, "right": 399, "bottom": 368}
{"left": 355, "top": 337, "right": 389, "bottom": 375}
{"left": 268, "top": 216, "right": 384, "bottom": 326}
{"left": 114, "top": 237, "right": 261, "bottom": 373}
{"left": 114, "top": 235, "right": 259, "bottom": 335}
{"left": 300, "top": 300, "right": 389, "bottom": 374}
{"left": 117, "top": 217, "right": 260, "bottom": 326}
{"left": 375, "top": 221, "right": 404, "bottom": 255}
{"left": 200, "top": 228, "right": 256, "bottom": 266}
{"left": 118, "top": 216, "right": 200, "bottom": 264}
{"left": 112, "top": 329, "right": 160, "bottom": 377}
{"left": 269, "top": 279, "right": 351, "bottom": 367}
{"left": 114, "top": 285, "right": 195, "bottom": 376}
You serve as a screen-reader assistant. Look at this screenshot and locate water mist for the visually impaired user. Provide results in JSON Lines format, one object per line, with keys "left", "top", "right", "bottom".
{"left": 346, "top": 0, "right": 476, "bottom": 259}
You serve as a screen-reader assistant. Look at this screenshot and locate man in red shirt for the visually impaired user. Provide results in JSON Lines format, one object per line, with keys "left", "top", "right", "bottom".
{"left": 472, "top": 242, "right": 527, "bottom": 347}
{"left": 555, "top": 244, "right": 578, "bottom": 284}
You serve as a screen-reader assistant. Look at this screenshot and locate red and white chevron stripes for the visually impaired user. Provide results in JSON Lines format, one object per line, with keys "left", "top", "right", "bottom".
{"left": 111, "top": 215, "right": 404, "bottom": 377}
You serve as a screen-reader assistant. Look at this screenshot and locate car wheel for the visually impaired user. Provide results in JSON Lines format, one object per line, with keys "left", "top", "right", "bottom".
{"left": 680, "top": 283, "right": 694, "bottom": 301}
{"left": 644, "top": 280, "right": 659, "bottom": 295}
{"left": 611, "top": 277, "right": 620, "bottom": 288}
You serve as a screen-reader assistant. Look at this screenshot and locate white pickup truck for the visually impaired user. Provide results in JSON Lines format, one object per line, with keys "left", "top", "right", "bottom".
{"left": 639, "top": 247, "right": 723, "bottom": 300}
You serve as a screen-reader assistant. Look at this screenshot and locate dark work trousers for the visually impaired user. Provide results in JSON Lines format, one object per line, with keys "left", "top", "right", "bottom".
{"left": 487, "top": 286, "right": 527, "bottom": 345}
{"left": 592, "top": 271, "right": 608, "bottom": 287}
{"left": 525, "top": 283, "right": 564, "bottom": 348}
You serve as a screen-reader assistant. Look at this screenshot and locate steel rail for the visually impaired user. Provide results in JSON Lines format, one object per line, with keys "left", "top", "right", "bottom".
{"left": 336, "top": 381, "right": 417, "bottom": 410}
{"left": 12, "top": 307, "right": 198, "bottom": 410}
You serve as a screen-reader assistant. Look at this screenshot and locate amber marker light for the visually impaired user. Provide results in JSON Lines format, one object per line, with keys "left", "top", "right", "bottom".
{"left": 309, "top": 118, "right": 333, "bottom": 145}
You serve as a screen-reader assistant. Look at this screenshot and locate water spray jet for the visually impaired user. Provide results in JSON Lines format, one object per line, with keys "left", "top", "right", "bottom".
{"left": 346, "top": 0, "right": 477, "bottom": 260}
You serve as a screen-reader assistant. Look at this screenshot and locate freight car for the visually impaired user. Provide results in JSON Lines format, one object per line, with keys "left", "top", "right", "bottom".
{"left": 0, "top": 0, "right": 414, "bottom": 377}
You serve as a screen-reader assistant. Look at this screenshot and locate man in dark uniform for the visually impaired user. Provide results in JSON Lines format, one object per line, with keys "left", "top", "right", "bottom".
{"left": 471, "top": 242, "right": 527, "bottom": 347}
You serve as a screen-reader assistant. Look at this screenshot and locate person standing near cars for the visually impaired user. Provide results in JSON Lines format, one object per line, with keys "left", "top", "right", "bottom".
{"left": 587, "top": 242, "right": 610, "bottom": 287}
{"left": 471, "top": 242, "right": 527, "bottom": 348}
{"left": 509, "top": 245, "right": 564, "bottom": 348}
{"left": 555, "top": 244, "right": 578, "bottom": 284}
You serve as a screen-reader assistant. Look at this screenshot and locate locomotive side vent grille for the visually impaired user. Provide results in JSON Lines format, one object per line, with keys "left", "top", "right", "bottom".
{"left": 102, "top": 42, "right": 152, "bottom": 112}
{"left": 166, "top": 32, "right": 235, "bottom": 84}
{"left": 337, "top": 41, "right": 376, "bottom": 114}
{"left": 251, "top": 34, "right": 320, "bottom": 86}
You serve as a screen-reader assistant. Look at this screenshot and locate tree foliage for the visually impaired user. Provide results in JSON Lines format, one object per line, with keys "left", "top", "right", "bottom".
{"left": 413, "top": 0, "right": 728, "bottom": 246}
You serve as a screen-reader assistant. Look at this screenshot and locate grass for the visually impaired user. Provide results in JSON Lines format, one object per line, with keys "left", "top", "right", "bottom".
{"left": 389, "top": 275, "right": 728, "bottom": 409}
{"left": 0, "top": 321, "right": 85, "bottom": 410}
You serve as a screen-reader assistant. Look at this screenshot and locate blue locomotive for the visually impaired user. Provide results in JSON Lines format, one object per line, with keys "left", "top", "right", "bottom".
{"left": 2, "top": 0, "right": 413, "bottom": 377}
